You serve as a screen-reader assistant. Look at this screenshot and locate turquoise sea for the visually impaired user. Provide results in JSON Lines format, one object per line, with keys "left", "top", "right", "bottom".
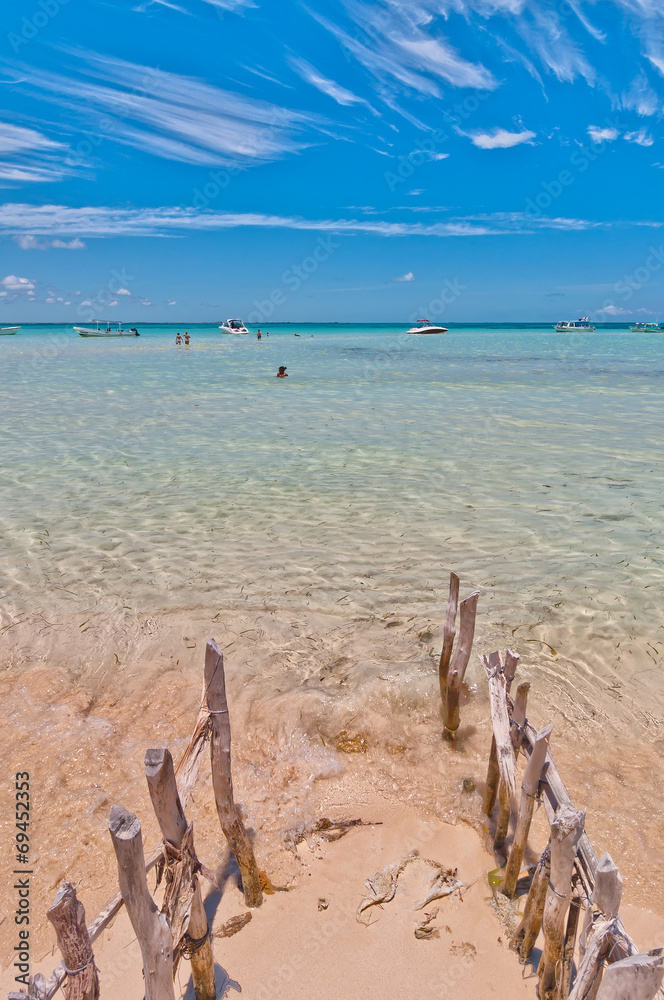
{"left": 1, "top": 321, "right": 663, "bottom": 718}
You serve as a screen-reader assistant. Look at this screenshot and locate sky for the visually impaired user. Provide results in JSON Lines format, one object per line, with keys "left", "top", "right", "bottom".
{"left": 1, "top": 0, "right": 664, "bottom": 323}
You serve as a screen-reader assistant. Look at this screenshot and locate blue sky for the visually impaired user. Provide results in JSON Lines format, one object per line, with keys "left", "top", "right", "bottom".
{"left": 1, "top": 0, "right": 664, "bottom": 322}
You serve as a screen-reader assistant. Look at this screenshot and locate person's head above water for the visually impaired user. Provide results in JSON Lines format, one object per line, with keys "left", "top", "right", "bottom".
{"left": 277, "top": 366, "right": 288, "bottom": 377}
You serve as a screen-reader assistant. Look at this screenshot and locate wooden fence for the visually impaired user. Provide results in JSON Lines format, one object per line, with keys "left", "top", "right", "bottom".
{"left": 8, "top": 575, "right": 663, "bottom": 1000}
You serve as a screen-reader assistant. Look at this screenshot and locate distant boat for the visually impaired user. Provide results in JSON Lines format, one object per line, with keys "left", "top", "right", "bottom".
{"left": 554, "top": 316, "right": 596, "bottom": 332}
{"left": 407, "top": 319, "right": 448, "bottom": 335}
{"left": 74, "top": 322, "right": 140, "bottom": 337}
{"left": 630, "top": 322, "right": 662, "bottom": 332}
{"left": 0, "top": 326, "right": 20, "bottom": 335}
{"left": 219, "top": 318, "right": 249, "bottom": 334}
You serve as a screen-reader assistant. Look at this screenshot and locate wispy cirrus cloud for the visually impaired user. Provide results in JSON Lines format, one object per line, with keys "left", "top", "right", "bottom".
{"left": 587, "top": 125, "right": 619, "bottom": 142}
{"left": 14, "top": 234, "right": 86, "bottom": 249}
{"left": 0, "top": 203, "right": 660, "bottom": 240}
{"left": 393, "top": 271, "right": 414, "bottom": 281}
{"left": 10, "top": 51, "right": 327, "bottom": 168}
{"left": 0, "top": 120, "right": 68, "bottom": 186}
{"left": 288, "top": 56, "right": 375, "bottom": 111}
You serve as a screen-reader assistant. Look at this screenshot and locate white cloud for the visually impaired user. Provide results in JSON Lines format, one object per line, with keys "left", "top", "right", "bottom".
{"left": 467, "top": 128, "right": 536, "bottom": 149}
{"left": 288, "top": 56, "right": 374, "bottom": 110}
{"left": 624, "top": 129, "right": 654, "bottom": 147}
{"left": 140, "top": 299, "right": 152, "bottom": 305}
{"left": 108, "top": 300, "right": 119, "bottom": 307}
{"left": 167, "top": 300, "right": 177, "bottom": 305}
{"left": 116, "top": 287, "right": 132, "bottom": 295}
{"left": 14, "top": 234, "right": 86, "bottom": 250}
{"left": 393, "top": 272, "right": 414, "bottom": 281}
{"left": 0, "top": 120, "right": 68, "bottom": 186}
{"left": 0, "top": 203, "right": 659, "bottom": 241}
{"left": 1, "top": 274, "right": 35, "bottom": 290}
{"left": 587, "top": 126, "right": 619, "bottom": 143}
{"left": 81, "top": 299, "right": 92, "bottom": 305}
{"left": 431, "top": 153, "right": 450, "bottom": 161}
{"left": 620, "top": 73, "right": 660, "bottom": 116}
{"left": 18, "top": 52, "right": 326, "bottom": 168}
{"left": 599, "top": 304, "right": 631, "bottom": 316}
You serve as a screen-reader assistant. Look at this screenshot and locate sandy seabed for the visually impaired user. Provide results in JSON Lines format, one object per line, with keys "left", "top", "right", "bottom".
{"left": 2, "top": 605, "right": 664, "bottom": 998}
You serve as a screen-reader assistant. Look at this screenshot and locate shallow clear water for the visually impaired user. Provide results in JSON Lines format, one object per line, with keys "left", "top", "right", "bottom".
{"left": 1, "top": 322, "right": 663, "bottom": 711}
{"left": 2, "top": 322, "right": 664, "bottom": 955}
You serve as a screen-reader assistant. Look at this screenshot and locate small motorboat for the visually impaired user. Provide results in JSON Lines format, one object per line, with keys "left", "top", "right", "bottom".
{"left": 630, "top": 322, "right": 662, "bottom": 332}
{"left": 407, "top": 319, "right": 448, "bottom": 334}
{"left": 554, "top": 317, "right": 596, "bottom": 332}
{"left": 0, "top": 326, "right": 20, "bottom": 335}
{"left": 219, "top": 318, "right": 249, "bottom": 334}
{"left": 74, "top": 322, "right": 140, "bottom": 337}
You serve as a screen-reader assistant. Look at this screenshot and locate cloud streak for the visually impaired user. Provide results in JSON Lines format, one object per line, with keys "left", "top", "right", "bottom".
{"left": 0, "top": 203, "right": 659, "bottom": 240}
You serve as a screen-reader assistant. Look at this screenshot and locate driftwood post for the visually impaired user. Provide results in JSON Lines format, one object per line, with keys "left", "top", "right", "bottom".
{"left": 46, "top": 883, "right": 99, "bottom": 1000}
{"left": 538, "top": 803, "right": 585, "bottom": 999}
{"left": 482, "top": 651, "right": 517, "bottom": 849}
{"left": 144, "top": 748, "right": 216, "bottom": 1000}
{"left": 560, "top": 888, "right": 583, "bottom": 1000}
{"left": 485, "top": 676, "right": 527, "bottom": 817}
{"left": 443, "top": 589, "right": 480, "bottom": 738}
{"left": 595, "top": 952, "right": 664, "bottom": 1000}
{"left": 439, "top": 571, "right": 459, "bottom": 701}
{"left": 205, "top": 638, "right": 263, "bottom": 908}
{"left": 502, "top": 724, "right": 553, "bottom": 898}
{"left": 512, "top": 843, "right": 551, "bottom": 962}
{"left": 108, "top": 805, "right": 175, "bottom": 1000}
{"left": 570, "top": 854, "right": 625, "bottom": 1000}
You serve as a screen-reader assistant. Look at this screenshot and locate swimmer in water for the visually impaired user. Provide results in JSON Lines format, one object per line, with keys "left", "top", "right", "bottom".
{"left": 175, "top": 332, "right": 182, "bottom": 345}
{"left": 184, "top": 332, "right": 190, "bottom": 345}
{"left": 277, "top": 366, "right": 288, "bottom": 377}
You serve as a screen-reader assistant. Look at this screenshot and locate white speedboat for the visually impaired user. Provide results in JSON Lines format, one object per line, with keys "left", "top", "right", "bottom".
{"left": 74, "top": 323, "right": 139, "bottom": 337}
{"left": 407, "top": 319, "right": 448, "bottom": 334}
{"left": 554, "top": 316, "right": 596, "bottom": 332}
{"left": 630, "top": 322, "right": 662, "bottom": 332}
{"left": 219, "top": 318, "right": 249, "bottom": 334}
{"left": 0, "top": 326, "right": 20, "bottom": 335}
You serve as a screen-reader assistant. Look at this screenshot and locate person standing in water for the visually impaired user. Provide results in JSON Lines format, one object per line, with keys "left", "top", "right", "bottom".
{"left": 277, "top": 366, "right": 288, "bottom": 377}
{"left": 184, "top": 332, "right": 190, "bottom": 345}
{"left": 257, "top": 329, "right": 262, "bottom": 340}
{"left": 175, "top": 332, "right": 182, "bottom": 345}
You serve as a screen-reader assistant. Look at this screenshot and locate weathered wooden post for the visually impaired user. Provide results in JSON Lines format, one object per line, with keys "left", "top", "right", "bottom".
{"left": 484, "top": 673, "right": 526, "bottom": 817}
{"left": 538, "top": 803, "right": 585, "bottom": 999}
{"left": 144, "top": 748, "right": 216, "bottom": 1000}
{"left": 560, "top": 888, "right": 583, "bottom": 1000}
{"left": 46, "top": 883, "right": 99, "bottom": 1000}
{"left": 502, "top": 724, "right": 552, "bottom": 898}
{"left": 108, "top": 805, "right": 176, "bottom": 1000}
{"left": 438, "top": 571, "right": 459, "bottom": 701}
{"left": 443, "top": 589, "right": 480, "bottom": 738}
{"left": 569, "top": 854, "right": 625, "bottom": 1000}
{"left": 595, "top": 951, "right": 664, "bottom": 1000}
{"left": 511, "top": 681, "right": 530, "bottom": 755}
{"left": 511, "top": 843, "right": 551, "bottom": 961}
{"left": 482, "top": 651, "right": 517, "bottom": 850}
{"left": 205, "top": 638, "right": 263, "bottom": 908}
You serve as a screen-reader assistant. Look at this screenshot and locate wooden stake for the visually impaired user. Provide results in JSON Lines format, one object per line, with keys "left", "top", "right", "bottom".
{"left": 144, "top": 748, "right": 216, "bottom": 1000}
{"left": 46, "top": 884, "right": 99, "bottom": 1000}
{"left": 569, "top": 918, "right": 620, "bottom": 1000}
{"left": 593, "top": 853, "right": 623, "bottom": 921}
{"left": 502, "top": 724, "right": 553, "bottom": 898}
{"left": 438, "top": 571, "right": 459, "bottom": 698}
{"left": 595, "top": 951, "right": 664, "bottom": 1000}
{"left": 538, "top": 803, "right": 585, "bottom": 999}
{"left": 495, "top": 780, "right": 512, "bottom": 852}
{"left": 511, "top": 681, "right": 530, "bottom": 756}
{"left": 511, "top": 843, "right": 551, "bottom": 962}
{"left": 559, "top": 889, "right": 582, "bottom": 1000}
{"left": 205, "top": 638, "right": 263, "bottom": 908}
{"left": 443, "top": 590, "right": 479, "bottom": 738}
{"left": 108, "top": 805, "right": 175, "bottom": 1000}
{"left": 483, "top": 736, "right": 500, "bottom": 816}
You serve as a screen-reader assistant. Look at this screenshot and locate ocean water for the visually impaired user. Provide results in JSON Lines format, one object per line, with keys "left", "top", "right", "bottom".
{"left": 2, "top": 321, "right": 664, "bottom": 950}
{"left": 2, "top": 322, "right": 662, "bottom": 704}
